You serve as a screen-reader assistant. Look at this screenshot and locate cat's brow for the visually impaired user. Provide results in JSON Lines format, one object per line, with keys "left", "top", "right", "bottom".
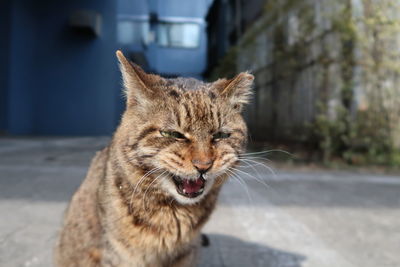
{"left": 136, "top": 126, "right": 158, "bottom": 142}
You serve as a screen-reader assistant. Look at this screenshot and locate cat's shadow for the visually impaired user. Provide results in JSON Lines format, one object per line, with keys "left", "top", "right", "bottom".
{"left": 199, "top": 234, "right": 305, "bottom": 267}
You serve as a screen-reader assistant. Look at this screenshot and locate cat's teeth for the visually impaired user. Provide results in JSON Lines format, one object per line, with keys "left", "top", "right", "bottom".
{"left": 183, "top": 189, "right": 187, "bottom": 194}
{"left": 199, "top": 188, "right": 204, "bottom": 193}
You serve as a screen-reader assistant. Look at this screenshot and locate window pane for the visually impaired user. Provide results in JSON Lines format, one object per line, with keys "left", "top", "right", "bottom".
{"left": 117, "top": 21, "right": 149, "bottom": 45}
{"left": 157, "top": 23, "right": 200, "bottom": 48}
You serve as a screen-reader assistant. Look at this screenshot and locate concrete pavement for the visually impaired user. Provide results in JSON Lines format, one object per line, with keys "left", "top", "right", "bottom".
{"left": 0, "top": 137, "right": 399, "bottom": 267}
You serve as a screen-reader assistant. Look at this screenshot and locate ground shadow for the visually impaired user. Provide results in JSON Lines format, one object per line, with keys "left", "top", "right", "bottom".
{"left": 199, "top": 233, "right": 305, "bottom": 267}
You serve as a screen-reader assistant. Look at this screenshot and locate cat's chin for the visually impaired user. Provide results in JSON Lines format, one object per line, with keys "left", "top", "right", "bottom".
{"left": 160, "top": 174, "right": 215, "bottom": 205}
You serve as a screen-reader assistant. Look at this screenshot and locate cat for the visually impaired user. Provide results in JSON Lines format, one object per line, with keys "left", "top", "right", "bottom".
{"left": 54, "top": 50, "right": 253, "bottom": 267}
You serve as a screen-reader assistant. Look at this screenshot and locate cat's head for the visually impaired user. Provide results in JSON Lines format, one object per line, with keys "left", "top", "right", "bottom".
{"left": 116, "top": 51, "right": 253, "bottom": 205}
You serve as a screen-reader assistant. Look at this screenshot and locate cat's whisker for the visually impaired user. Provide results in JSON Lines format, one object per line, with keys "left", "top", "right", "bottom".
{"left": 240, "top": 149, "right": 293, "bottom": 156}
{"left": 142, "top": 171, "right": 168, "bottom": 211}
{"left": 128, "top": 167, "right": 161, "bottom": 213}
{"left": 238, "top": 157, "right": 274, "bottom": 172}
{"left": 239, "top": 155, "right": 272, "bottom": 162}
{"left": 228, "top": 165, "right": 256, "bottom": 179}
{"left": 238, "top": 158, "right": 269, "bottom": 168}
{"left": 236, "top": 160, "right": 271, "bottom": 190}
{"left": 225, "top": 168, "right": 253, "bottom": 205}
{"left": 237, "top": 158, "right": 278, "bottom": 181}
{"left": 229, "top": 165, "right": 270, "bottom": 191}
{"left": 142, "top": 174, "right": 167, "bottom": 211}
{"left": 133, "top": 167, "right": 161, "bottom": 194}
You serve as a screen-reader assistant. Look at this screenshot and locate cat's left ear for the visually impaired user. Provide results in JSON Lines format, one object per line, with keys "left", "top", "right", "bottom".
{"left": 213, "top": 72, "right": 254, "bottom": 111}
{"left": 116, "top": 50, "right": 163, "bottom": 106}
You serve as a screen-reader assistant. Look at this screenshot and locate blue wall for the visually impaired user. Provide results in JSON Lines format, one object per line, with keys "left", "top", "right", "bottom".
{"left": 3, "top": 0, "right": 120, "bottom": 135}
{"left": 0, "top": 1, "right": 11, "bottom": 132}
{"left": 1, "top": 0, "right": 214, "bottom": 135}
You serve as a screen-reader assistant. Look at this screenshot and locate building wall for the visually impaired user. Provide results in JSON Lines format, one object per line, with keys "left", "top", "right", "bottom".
{"left": 227, "top": 0, "right": 400, "bottom": 153}
{"left": 236, "top": 0, "right": 346, "bottom": 141}
{"left": 3, "top": 0, "right": 119, "bottom": 135}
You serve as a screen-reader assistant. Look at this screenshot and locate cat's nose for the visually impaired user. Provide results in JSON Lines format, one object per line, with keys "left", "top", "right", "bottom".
{"left": 192, "top": 159, "right": 213, "bottom": 174}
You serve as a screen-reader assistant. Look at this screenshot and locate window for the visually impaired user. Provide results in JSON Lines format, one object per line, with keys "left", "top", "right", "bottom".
{"left": 117, "top": 20, "right": 149, "bottom": 45}
{"left": 157, "top": 23, "right": 200, "bottom": 48}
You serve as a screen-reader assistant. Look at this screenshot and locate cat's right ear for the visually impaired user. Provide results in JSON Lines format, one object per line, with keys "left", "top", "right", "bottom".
{"left": 213, "top": 72, "right": 254, "bottom": 111}
{"left": 116, "top": 50, "right": 162, "bottom": 106}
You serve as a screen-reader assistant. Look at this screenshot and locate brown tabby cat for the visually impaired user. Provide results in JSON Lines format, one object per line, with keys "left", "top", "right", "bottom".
{"left": 54, "top": 51, "right": 253, "bottom": 267}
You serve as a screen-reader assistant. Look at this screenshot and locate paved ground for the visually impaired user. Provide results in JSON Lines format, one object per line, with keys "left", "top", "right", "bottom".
{"left": 0, "top": 137, "right": 399, "bottom": 267}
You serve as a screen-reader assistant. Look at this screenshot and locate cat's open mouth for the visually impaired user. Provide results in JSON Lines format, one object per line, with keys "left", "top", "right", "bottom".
{"left": 172, "top": 175, "right": 206, "bottom": 198}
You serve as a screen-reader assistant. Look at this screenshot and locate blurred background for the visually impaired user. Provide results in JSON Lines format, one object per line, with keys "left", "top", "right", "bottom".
{"left": 0, "top": 0, "right": 213, "bottom": 136}
{"left": 2, "top": 0, "right": 400, "bottom": 166}
{"left": 1, "top": 0, "right": 400, "bottom": 267}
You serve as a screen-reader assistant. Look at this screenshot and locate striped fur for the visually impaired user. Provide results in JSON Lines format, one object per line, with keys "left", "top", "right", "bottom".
{"left": 54, "top": 51, "right": 253, "bottom": 267}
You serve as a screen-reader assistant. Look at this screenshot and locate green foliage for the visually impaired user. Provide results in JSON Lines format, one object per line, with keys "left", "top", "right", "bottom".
{"left": 310, "top": 104, "right": 347, "bottom": 164}
{"left": 309, "top": 0, "right": 400, "bottom": 166}
{"left": 313, "top": 103, "right": 398, "bottom": 166}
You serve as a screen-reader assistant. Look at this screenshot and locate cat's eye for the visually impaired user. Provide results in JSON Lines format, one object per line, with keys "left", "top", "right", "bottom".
{"left": 212, "top": 132, "right": 231, "bottom": 140}
{"left": 160, "top": 130, "right": 186, "bottom": 139}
